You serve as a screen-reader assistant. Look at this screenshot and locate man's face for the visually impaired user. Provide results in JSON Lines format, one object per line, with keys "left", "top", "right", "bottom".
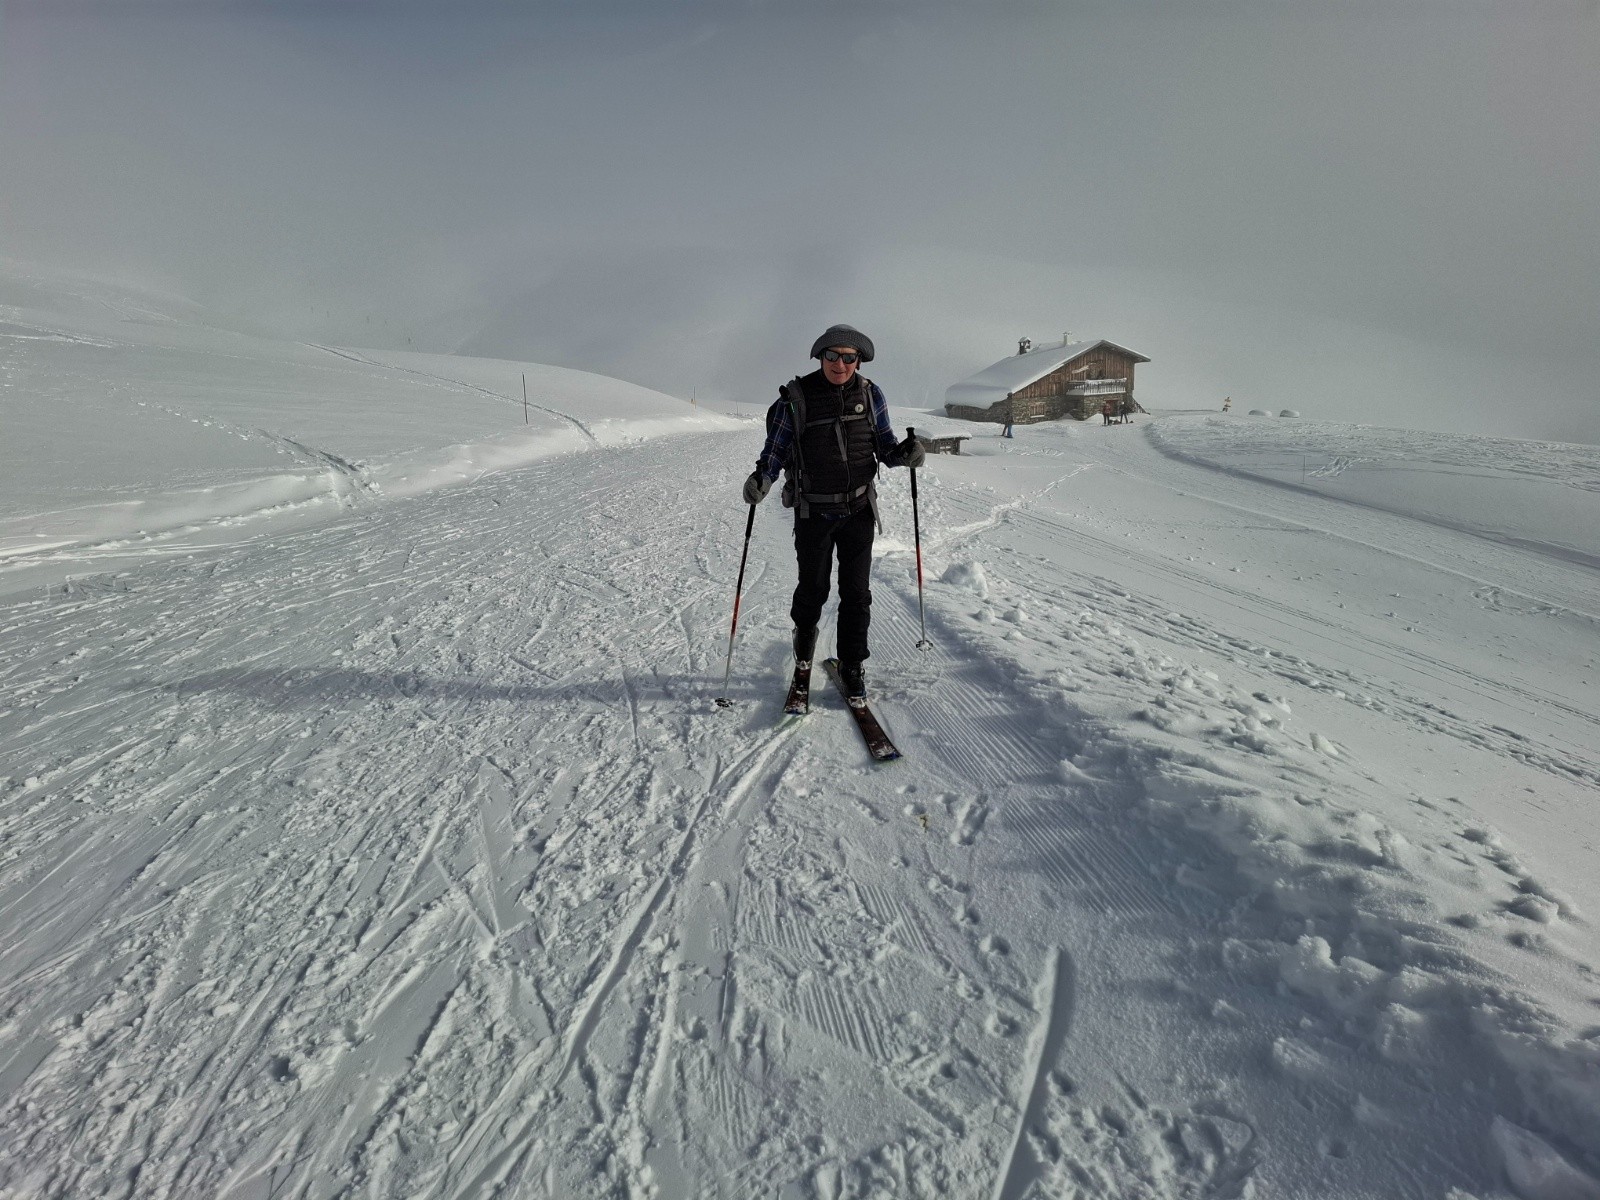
{"left": 820, "top": 346, "right": 861, "bottom": 385}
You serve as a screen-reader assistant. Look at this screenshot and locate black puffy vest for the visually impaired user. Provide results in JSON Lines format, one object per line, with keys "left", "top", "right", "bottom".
{"left": 786, "top": 371, "right": 878, "bottom": 515}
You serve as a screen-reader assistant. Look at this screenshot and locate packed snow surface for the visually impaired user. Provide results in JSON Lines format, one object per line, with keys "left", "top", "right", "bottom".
{"left": 3, "top": 270, "right": 1599, "bottom": 1199}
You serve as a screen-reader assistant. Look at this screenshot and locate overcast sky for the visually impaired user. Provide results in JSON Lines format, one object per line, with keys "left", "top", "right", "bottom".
{"left": 4, "top": 1, "right": 1597, "bottom": 443}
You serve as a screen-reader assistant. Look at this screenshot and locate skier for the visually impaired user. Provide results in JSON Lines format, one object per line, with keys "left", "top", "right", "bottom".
{"left": 741, "top": 324, "right": 925, "bottom": 703}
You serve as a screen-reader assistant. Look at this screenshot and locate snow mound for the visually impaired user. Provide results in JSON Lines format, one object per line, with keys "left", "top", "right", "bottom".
{"left": 939, "top": 559, "right": 990, "bottom": 597}
{"left": 1492, "top": 1117, "right": 1600, "bottom": 1200}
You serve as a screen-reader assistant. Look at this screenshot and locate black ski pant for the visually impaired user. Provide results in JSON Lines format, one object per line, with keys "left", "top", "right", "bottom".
{"left": 791, "top": 506, "right": 875, "bottom": 665}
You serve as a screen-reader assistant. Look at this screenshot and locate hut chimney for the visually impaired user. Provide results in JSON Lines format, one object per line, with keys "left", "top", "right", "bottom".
{"left": 1062, "top": 331, "right": 1072, "bottom": 347}
{"left": 1017, "top": 336, "right": 1032, "bottom": 355}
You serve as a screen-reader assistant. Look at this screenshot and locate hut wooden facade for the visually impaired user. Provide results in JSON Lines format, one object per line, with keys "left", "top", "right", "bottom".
{"left": 945, "top": 338, "right": 1151, "bottom": 424}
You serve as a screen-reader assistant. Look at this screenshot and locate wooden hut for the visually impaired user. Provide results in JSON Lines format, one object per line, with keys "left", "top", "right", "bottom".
{"left": 945, "top": 337, "right": 1151, "bottom": 424}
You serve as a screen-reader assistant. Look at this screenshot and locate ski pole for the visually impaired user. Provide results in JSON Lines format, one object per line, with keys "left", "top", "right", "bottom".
{"left": 715, "top": 503, "right": 758, "bottom": 707}
{"left": 907, "top": 427, "right": 933, "bottom": 650}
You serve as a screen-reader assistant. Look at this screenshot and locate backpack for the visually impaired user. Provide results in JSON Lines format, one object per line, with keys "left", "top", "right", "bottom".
{"left": 767, "top": 375, "right": 880, "bottom": 520}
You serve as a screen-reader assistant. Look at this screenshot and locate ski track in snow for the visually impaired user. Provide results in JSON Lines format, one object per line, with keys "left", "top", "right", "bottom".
{"left": 3, "top": 410, "right": 1599, "bottom": 1198}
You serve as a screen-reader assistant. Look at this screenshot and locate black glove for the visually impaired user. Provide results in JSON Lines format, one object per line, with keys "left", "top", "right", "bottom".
{"left": 895, "top": 435, "right": 927, "bottom": 469}
{"left": 743, "top": 470, "right": 772, "bottom": 505}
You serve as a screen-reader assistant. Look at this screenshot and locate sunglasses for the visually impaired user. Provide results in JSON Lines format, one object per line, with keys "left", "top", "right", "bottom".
{"left": 821, "top": 350, "right": 860, "bottom": 364}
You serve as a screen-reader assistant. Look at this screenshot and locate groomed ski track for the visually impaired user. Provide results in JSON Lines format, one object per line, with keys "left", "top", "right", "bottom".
{"left": 3, "top": 418, "right": 1598, "bottom": 1198}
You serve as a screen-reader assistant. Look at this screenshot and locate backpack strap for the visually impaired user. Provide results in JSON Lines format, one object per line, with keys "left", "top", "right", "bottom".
{"left": 781, "top": 377, "right": 809, "bottom": 516}
{"left": 783, "top": 377, "right": 807, "bottom": 439}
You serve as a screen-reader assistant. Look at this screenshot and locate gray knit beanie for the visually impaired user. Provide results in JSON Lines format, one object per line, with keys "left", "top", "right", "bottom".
{"left": 810, "top": 324, "right": 875, "bottom": 363}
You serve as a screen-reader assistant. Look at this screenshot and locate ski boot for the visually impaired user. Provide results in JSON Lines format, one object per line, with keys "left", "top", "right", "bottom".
{"left": 785, "top": 626, "right": 817, "bottom": 715}
{"left": 838, "top": 660, "right": 867, "bottom": 705}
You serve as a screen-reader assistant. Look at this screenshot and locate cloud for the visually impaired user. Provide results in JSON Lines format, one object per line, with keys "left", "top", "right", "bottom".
{"left": 3, "top": 2, "right": 1595, "bottom": 442}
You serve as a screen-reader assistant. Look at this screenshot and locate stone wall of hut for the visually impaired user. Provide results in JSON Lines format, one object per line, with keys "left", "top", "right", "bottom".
{"left": 946, "top": 395, "right": 1094, "bottom": 424}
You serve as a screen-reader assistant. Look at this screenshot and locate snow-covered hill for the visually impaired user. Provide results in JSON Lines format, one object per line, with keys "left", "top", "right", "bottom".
{"left": 0, "top": 265, "right": 736, "bottom": 591}
{"left": 2, "top": 271, "right": 1598, "bottom": 1199}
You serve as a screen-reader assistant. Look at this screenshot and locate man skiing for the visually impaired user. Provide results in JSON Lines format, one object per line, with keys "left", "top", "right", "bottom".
{"left": 741, "top": 324, "right": 924, "bottom": 703}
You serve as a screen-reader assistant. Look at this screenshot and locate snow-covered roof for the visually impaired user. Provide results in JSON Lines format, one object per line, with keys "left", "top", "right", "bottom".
{"left": 944, "top": 339, "right": 1149, "bottom": 411}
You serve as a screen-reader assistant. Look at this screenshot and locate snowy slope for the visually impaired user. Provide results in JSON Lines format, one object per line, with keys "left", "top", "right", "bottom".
{"left": 2, "top": 278, "right": 1599, "bottom": 1199}
{"left": 0, "top": 264, "right": 735, "bottom": 591}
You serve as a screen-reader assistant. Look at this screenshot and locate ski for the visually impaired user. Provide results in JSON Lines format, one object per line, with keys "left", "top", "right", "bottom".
{"left": 783, "top": 662, "right": 812, "bottom": 716}
{"left": 821, "top": 658, "right": 901, "bottom": 762}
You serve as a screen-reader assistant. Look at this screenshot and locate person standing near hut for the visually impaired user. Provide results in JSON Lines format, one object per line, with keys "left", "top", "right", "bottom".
{"left": 1102, "top": 396, "right": 1115, "bottom": 425}
{"left": 741, "top": 325, "right": 925, "bottom": 701}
